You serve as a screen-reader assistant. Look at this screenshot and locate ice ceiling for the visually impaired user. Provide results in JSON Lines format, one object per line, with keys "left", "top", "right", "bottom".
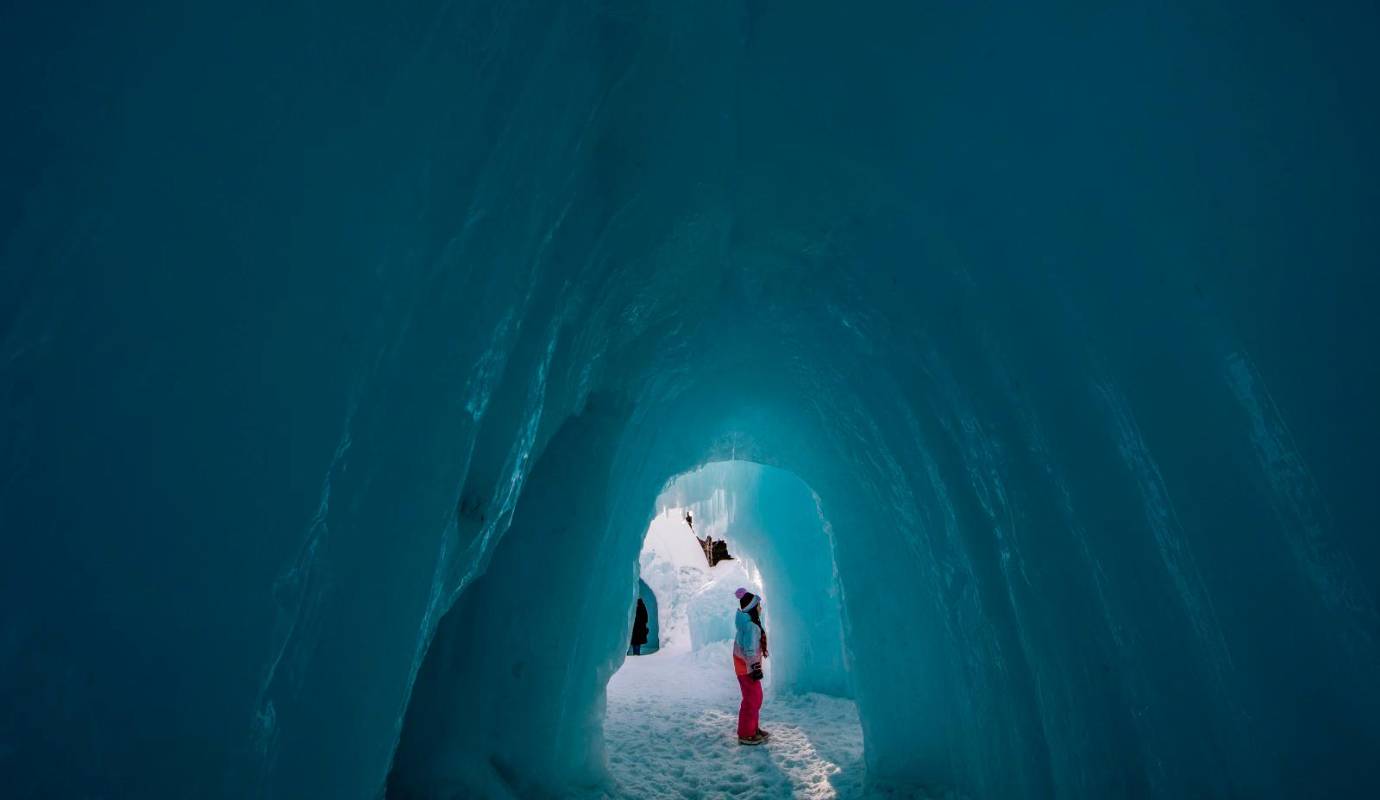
{"left": 1, "top": 1, "right": 1377, "bottom": 798}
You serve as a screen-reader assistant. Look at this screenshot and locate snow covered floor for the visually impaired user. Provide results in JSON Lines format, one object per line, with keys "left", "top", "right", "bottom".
{"left": 603, "top": 642, "right": 865, "bottom": 799}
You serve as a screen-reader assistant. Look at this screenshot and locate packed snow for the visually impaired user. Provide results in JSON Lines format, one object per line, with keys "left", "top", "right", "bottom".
{"left": 604, "top": 642, "right": 865, "bottom": 800}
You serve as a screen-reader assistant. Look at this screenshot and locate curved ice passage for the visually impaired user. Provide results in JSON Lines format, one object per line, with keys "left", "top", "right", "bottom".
{"left": 1, "top": 1, "right": 1378, "bottom": 798}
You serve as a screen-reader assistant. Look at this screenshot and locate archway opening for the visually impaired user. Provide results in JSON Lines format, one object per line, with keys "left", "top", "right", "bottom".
{"left": 604, "top": 461, "right": 862, "bottom": 798}
{"left": 630, "top": 578, "right": 660, "bottom": 656}
{"left": 385, "top": 396, "right": 957, "bottom": 800}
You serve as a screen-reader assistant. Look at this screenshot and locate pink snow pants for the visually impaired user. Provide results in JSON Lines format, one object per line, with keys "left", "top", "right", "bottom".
{"left": 736, "top": 674, "right": 762, "bottom": 738}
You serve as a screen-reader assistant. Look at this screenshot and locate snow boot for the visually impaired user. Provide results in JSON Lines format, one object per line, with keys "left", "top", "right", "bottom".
{"left": 737, "top": 732, "right": 767, "bottom": 746}
{"left": 756, "top": 727, "right": 770, "bottom": 739}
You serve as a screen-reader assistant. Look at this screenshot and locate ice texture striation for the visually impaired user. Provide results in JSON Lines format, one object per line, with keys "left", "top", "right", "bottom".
{"left": 1, "top": 1, "right": 1378, "bottom": 799}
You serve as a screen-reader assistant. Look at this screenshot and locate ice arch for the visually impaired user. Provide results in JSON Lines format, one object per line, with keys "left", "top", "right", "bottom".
{"left": 386, "top": 437, "right": 877, "bottom": 799}
{"left": 652, "top": 461, "right": 851, "bottom": 697}
{"left": 2, "top": 1, "right": 1378, "bottom": 799}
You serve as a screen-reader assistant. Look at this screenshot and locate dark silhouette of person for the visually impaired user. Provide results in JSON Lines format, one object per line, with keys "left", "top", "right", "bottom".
{"left": 630, "top": 597, "right": 650, "bottom": 655}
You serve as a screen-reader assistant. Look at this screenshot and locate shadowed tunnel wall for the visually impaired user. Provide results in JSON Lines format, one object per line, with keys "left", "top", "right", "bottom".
{"left": 1, "top": 1, "right": 1378, "bottom": 799}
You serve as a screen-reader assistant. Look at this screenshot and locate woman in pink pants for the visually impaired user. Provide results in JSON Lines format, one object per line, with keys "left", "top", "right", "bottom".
{"left": 732, "top": 588, "right": 770, "bottom": 745}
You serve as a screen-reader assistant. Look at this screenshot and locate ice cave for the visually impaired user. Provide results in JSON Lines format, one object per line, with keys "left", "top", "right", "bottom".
{"left": 1, "top": 1, "right": 1378, "bottom": 799}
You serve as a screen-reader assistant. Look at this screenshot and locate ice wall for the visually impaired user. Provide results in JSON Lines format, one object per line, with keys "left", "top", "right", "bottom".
{"left": 3, "top": 1, "right": 1378, "bottom": 799}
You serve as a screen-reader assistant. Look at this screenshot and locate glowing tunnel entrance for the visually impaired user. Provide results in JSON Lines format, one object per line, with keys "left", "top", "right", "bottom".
{"left": 605, "top": 462, "right": 860, "bottom": 797}
{"left": 385, "top": 433, "right": 883, "bottom": 800}
{"left": 641, "top": 462, "right": 852, "bottom": 694}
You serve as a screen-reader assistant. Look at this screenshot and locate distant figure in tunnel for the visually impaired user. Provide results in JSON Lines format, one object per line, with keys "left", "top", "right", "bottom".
{"left": 733, "top": 588, "right": 770, "bottom": 745}
{"left": 630, "top": 597, "right": 649, "bottom": 656}
{"left": 684, "top": 509, "right": 694, "bottom": 531}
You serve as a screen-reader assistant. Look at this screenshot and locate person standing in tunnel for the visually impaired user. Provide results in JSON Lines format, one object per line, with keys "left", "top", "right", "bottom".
{"left": 733, "top": 588, "right": 770, "bottom": 745}
{"left": 630, "top": 597, "right": 649, "bottom": 656}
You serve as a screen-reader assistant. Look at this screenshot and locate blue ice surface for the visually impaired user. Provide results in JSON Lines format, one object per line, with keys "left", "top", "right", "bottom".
{"left": 2, "top": 1, "right": 1379, "bottom": 798}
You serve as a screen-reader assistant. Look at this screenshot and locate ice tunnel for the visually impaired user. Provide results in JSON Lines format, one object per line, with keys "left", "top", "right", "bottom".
{"left": 2, "top": 1, "right": 1378, "bottom": 798}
